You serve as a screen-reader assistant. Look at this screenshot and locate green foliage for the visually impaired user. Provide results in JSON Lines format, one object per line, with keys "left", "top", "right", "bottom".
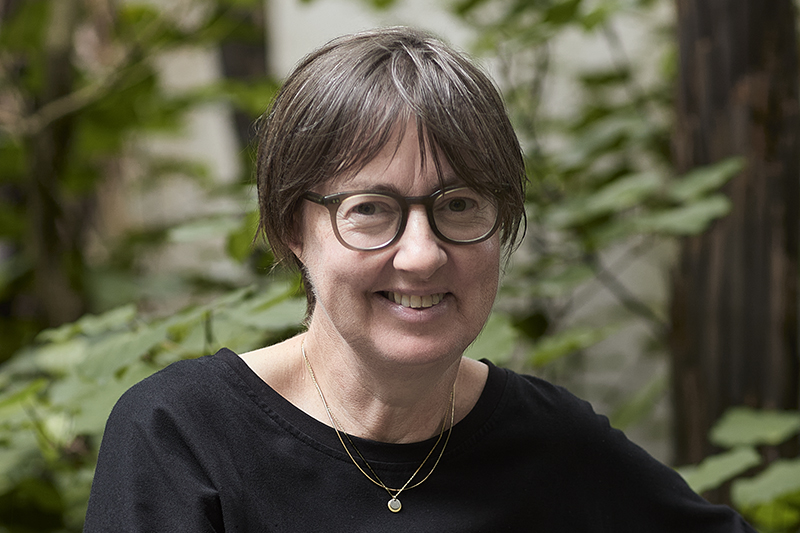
{"left": 0, "top": 0, "right": 278, "bottom": 362}
{"left": 711, "top": 408, "right": 800, "bottom": 449}
{"left": 734, "top": 459, "right": 800, "bottom": 532}
{"left": 608, "top": 372, "right": 668, "bottom": 430}
{"left": 527, "top": 324, "right": 618, "bottom": 367}
{"left": 678, "top": 447, "right": 762, "bottom": 495}
{"left": 0, "top": 279, "right": 304, "bottom": 531}
{"left": 677, "top": 407, "right": 800, "bottom": 533}
{"left": 0, "top": 0, "right": 277, "bottom": 529}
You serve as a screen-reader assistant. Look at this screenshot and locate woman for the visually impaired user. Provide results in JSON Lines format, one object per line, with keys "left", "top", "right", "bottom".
{"left": 84, "top": 27, "right": 756, "bottom": 532}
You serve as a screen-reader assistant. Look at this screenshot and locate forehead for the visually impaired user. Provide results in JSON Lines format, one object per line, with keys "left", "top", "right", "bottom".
{"left": 323, "top": 122, "right": 460, "bottom": 195}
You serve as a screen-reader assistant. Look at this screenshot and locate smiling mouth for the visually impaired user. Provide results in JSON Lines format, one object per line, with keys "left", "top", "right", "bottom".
{"left": 383, "top": 291, "right": 446, "bottom": 309}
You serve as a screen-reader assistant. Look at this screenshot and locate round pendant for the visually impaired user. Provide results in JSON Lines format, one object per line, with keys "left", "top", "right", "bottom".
{"left": 388, "top": 498, "right": 402, "bottom": 513}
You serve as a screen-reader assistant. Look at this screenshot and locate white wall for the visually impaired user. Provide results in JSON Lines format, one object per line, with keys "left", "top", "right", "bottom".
{"left": 267, "top": 0, "right": 475, "bottom": 79}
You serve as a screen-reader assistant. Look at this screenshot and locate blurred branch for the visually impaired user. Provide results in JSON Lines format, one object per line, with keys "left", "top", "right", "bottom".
{"left": 586, "top": 249, "right": 667, "bottom": 339}
{"left": 1, "top": 4, "right": 167, "bottom": 140}
{"left": 2, "top": 63, "right": 146, "bottom": 139}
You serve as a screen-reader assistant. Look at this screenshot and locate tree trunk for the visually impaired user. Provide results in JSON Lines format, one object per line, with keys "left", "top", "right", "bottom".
{"left": 26, "top": 0, "right": 87, "bottom": 327}
{"left": 670, "top": 0, "right": 800, "bottom": 481}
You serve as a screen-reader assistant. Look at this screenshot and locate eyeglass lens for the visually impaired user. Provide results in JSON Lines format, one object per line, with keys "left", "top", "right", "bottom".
{"left": 334, "top": 188, "right": 498, "bottom": 250}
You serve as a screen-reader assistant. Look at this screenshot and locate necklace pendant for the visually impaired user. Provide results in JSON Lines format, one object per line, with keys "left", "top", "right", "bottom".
{"left": 388, "top": 498, "right": 402, "bottom": 513}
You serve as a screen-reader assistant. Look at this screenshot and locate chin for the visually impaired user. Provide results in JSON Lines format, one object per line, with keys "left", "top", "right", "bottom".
{"left": 367, "top": 331, "right": 473, "bottom": 366}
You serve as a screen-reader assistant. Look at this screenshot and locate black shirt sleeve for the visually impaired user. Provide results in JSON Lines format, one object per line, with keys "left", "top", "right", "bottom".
{"left": 510, "top": 371, "right": 757, "bottom": 533}
{"left": 83, "top": 360, "right": 225, "bottom": 533}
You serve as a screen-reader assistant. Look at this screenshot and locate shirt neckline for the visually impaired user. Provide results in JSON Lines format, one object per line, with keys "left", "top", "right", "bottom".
{"left": 216, "top": 347, "right": 508, "bottom": 466}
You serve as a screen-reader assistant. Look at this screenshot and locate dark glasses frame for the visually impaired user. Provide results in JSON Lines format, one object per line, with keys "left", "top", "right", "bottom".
{"left": 302, "top": 186, "right": 500, "bottom": 251}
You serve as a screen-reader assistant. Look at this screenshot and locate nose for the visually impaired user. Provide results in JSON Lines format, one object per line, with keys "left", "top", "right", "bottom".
{"left": 391, "top": 206, "right": 447, "bottom": 278}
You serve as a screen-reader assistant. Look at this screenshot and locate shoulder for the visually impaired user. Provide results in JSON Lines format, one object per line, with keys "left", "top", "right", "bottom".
{"left": 496, "top": 364, "right": 602, "bottom": 431}
{"left": 481, "top": 363, "right": 757, "bottom": 532}
{"left": 490, "top": 364, "right": 646, "bottom": 466}
{"left": 108, "top": 349, "right": 241, "bottom": 425}
{"left": 497, "top": 366, "right": 678, "bottom": 487}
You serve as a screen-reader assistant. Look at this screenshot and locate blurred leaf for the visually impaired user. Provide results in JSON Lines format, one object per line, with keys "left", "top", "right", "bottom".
{"left": 68, "top": 363, "right": 157, "bottom": 436}
{"left": 140, "top": 157, "right": 213, "bottom": 187}
{"left": 528, "top": 325, "right": 617, "bottom": 367}
{"left": 610, "top": 374, "right": 667, "bottom": 430}
{"left": 733, "top": 458, "right": 800, "bottom": 507}
{"left": 0, "top": 477, "right": 65, "bottom": 529}
{"left": 711, "top": 407, "right": 800, "bottom": 448}
{"left": 548, "top": 171, "right": 661, "bottom": 228}
{"left": 581, "top": 1, "right": 617, "bottom": 30}
{"left": 0, "top": 380, "right": 47, "bottom": 412}
{"left": 55, "top": 466, "right": 96, "bottom": 531}
{"left": 25, "top": 338, "right": 89, "bottom": 375}
{"left": 168, "top": 216, "right": 242, "bottom": 243}
{"left": 215, "top": 79, "right": 279, "bottom": 116}
{"left": 0, "top": 0, "right": 48, "bottom": 52}
{"left": 362, "top": 0, "right": 397, "bottom": 9}
{"left": 0, "top": 142, "right": 27, "bottom": 181}
{"left": 583, "top": 171, "right": 661, "bottom": 215}
{"left": 667, "top": 157, "right": 744, "bottom": 203}
{"left": 464, "top": 312, "right": 518, "bottom": 365}
{"left": 78, "top": 325, "right": 168, "bottom": 380}
{"left": 512, "top": 310, "right": 550, "bottom": 342}
{"left": 634, "top": 195, "right": 731, "bottom": 235}
{"left": 0, "top": 432, "right": 41, "bottom": 495}
{"left": 557, "top": 114, "right": 644, "bottom": 171}
{"left": 544, "top": 0, "right": 582, "bottom": 25}
{"left": 579, "top": 68, "right": 631, "bottom": 88}
{"left": 676, "top": 447, "right": 761, "bottom": 495}
{"left": 530, "top": 263, "right": 596, "bottom": 297}
{"left": 36, "top": 305, "right": 137, "bottom": 344}
{"left": 741, "top": 500, "right": 800, "bottom": 533}
{"left": 453, "top": 0, "right": 492, "bottom": 16}
{"left": 217, "top": 0, "right": 263, "bottom": 5}
{"left": 230, "top": 298, "right": 306, "bottom": 332}
{"left": 226, "top": 210, "right": 260, "bottom": 262}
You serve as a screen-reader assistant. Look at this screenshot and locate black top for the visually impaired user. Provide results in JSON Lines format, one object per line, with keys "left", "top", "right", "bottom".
{"left": 84, "top": 348, "right": 755, "bottom": 532}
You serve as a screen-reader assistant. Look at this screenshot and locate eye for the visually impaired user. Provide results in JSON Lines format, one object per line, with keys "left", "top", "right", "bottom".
{"left": 339, "top": 194, "right": 398, "bottom": 221}
{"left": 447, "top": 198, "right": 474, "bottom": 212}
{"left": 354, "top": 202, "right": 378, "bottom": 215}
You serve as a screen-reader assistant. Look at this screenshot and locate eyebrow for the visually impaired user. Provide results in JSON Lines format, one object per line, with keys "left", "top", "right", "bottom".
{"left": 332, "top": 174, "right": 464, "bottom": 196}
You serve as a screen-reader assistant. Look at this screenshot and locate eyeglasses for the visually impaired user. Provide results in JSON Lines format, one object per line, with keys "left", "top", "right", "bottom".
{"left": 302, "top": 186, "right": 500, "bottom": 251}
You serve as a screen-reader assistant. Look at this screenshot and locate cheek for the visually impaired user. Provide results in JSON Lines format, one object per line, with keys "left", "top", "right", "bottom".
{"left": 471, "top": 239, "right": 501, "bottom": 284}
{"left": 474, "top": 243, "right": 502, "bottom": 310}
{"left": 300, "top": 232, "right": 374, "bottom": 304}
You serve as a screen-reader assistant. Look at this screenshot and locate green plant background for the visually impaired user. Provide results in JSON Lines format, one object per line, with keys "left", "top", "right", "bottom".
{"left": 0, "top": 0, "right": 798, "bottom": 531}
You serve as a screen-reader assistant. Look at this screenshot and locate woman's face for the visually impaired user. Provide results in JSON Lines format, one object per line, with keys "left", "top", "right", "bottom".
{"left": 292, "top": 122, "right": 501, "bottom": 367}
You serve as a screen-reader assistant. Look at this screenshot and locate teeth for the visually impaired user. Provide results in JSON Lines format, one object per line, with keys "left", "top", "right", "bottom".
{"left": 386, "top": 292, "right": 445, "bottom": 309}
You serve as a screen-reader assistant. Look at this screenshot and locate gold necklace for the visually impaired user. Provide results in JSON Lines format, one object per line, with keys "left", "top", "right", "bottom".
{"left": 301, "top": 342, "right": 456, "bottom": 513}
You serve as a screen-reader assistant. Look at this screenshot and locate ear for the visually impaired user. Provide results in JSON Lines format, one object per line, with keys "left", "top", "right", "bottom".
{"left": 288, "top": 238, "right": 303, "bottom": 265}
{"left": 284, "top": 201, "right": 305, "bottom": 263}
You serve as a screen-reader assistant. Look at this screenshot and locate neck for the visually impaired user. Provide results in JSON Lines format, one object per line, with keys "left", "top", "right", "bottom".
{"left": 299, "top": 329, "right": 463, "bottom": 444}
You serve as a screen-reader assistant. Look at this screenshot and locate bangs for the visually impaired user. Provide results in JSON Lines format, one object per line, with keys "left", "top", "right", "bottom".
{"left": 312, "top": 36, "right": 522, "bottom": 209}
